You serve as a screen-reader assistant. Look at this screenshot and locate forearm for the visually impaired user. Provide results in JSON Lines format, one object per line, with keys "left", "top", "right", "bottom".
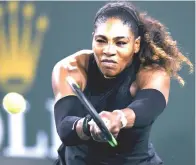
{"left": 120, "top": 89, "right": 166, "bottom": 128}
{"left": 54, "top": 96, "right": 88, "bottom": 146}
{"left": 56, "top": 116, "right": 83, "bottom": 145}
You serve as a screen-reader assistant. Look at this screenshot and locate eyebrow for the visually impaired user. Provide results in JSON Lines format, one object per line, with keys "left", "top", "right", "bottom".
{"left": 94, "top": 35, "right": 130, "bottom": 40}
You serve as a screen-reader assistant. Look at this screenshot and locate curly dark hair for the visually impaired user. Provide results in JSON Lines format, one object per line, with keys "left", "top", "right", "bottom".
{"left": 94, "top": 1, "right": 193, "bottom": 86}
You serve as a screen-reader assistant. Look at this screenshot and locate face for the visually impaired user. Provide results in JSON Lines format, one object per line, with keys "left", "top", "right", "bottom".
{"left": 92, "top": 18, "right": 140, "bottom": 78}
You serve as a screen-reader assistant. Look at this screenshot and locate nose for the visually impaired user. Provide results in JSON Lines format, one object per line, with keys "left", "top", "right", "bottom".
{"left": 103, "top": 44, "right": 116, "bottom": 56}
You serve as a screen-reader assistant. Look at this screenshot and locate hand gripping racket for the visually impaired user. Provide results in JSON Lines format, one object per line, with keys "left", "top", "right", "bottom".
{"left": 66, "top": 76, "right": 118, "bottom": 147}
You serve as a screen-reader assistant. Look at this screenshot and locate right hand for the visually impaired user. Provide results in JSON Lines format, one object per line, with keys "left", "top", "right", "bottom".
{"left": 88, "top": 111, "right": 122, "bottom": 142}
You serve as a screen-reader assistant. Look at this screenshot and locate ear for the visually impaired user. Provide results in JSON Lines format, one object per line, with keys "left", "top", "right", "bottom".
{"left": 134, "top": 36, "right": 141, "bottom": 54}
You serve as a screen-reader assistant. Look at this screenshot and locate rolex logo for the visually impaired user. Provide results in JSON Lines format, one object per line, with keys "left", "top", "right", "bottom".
{"left": 0, "top": 2, "right": 49, "bottom": 94}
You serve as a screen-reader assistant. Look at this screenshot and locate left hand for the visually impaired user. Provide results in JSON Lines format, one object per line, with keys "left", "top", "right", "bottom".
{"left": 88, "top": 111, "right": 123, "bottom": 142}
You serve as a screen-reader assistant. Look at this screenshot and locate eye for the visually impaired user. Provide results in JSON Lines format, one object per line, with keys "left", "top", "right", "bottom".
{"left": 116, "top": 41, "right": 127, "bottom": 46}
{"left": 96, "top": 39, "right": 106, "bottom": 43}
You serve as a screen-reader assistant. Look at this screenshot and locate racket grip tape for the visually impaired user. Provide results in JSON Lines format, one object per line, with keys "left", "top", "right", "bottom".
{"left": 82, "top": 115, "right": 92, "bottom": 137}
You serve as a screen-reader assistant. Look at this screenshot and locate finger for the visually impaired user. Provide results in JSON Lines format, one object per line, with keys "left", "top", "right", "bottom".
{"left": 88, "top": 119, "right": 95, "bottom": 125}
{"left": 89, "top": 122, "right": 106, "bottom": 142}
{"left": 113, "top": 133, "right": 119, "bottom": 138}
{"left": 89, "top": 120, "right": 101, "bottom": 136}
{"left": 94, "top": 123, "right": 101, "bottom": 133}
{"left": 102, "top": 117, "right": 121, "bottom": 137}
{"left": 98, "top": 132, "right": 107, "bottom": 142}
{"left": 91, "top": 131, "right": 102, "bottom": 141}
{"left": 89, "top": 119, "right": 103, "bottom": 133}
{"left": 90, "top": 126, "right": 105, "bottom": 142}
{"left": 102, "top": 118, "right": 112, "bottom": 131}
{"left": 89, "top": 122, "right": 99, "bottom": 139}
{"left": 99, "top": 111, "right": 110, "bottom": 118}
{"left": 92, "top": 122, "right": 102, "bottom": 138}
{"left": 102, "top": 118, "right": 110, "bottom": 126}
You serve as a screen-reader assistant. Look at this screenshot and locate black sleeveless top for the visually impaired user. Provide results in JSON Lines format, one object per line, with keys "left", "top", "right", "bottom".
{"left": 65, "top": 55, "right": 162, "bottom": 165}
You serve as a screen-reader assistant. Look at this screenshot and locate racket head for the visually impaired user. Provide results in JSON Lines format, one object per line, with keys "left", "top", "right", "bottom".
{"left": 66, "top": 76, "right": 118, "bottom": 147}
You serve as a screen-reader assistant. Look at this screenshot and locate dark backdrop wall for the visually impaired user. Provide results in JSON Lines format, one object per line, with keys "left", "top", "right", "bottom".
{"left": 0, "top": 1, "right": 195, "bottom": 165}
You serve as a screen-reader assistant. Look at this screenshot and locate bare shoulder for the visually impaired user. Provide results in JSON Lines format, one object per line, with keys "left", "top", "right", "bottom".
{"left": 136, "top": 64, "right": 171, "bottom": 103}
{"left": 58, "top": 49, "right": 93, "bottom": 70}
{"left": 51, "top": 50, "right": 93, "bottom": 100}
{"left": 52, "top": 49, "right": 93, "bottom": 77}
{"left": 137, "top": 65, "right": 170, "bottom": 83}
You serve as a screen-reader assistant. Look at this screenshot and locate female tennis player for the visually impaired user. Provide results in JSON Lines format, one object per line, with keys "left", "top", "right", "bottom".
{"left": 52, "top": 1, "right": 193, "bottom": 165}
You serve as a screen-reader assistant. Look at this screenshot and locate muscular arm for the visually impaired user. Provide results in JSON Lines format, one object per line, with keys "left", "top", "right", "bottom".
{"left": 52, "top": 50, "right": 92, "bottom": 101}
{"left": 121, "top": 66, "right": 170, "bottom": 128}
{"left": 52, "top": 50, "right": 92, "bottom": 145}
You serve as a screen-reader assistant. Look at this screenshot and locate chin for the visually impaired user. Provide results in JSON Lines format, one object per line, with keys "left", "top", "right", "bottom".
{"left": 99, "top": 66, "right": 120, "bottom": 78}
{"left": 102, "top": 71, "right": 118, "bottom": 78}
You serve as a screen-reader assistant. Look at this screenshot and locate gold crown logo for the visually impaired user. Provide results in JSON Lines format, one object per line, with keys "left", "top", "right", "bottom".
{"left": 0, "top": 2, "right": 49, "bottom": 94}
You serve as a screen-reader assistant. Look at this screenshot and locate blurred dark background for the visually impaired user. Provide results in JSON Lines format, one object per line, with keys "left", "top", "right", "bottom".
{"left": 0, "top": 1, "right": 195, "bottom": 165}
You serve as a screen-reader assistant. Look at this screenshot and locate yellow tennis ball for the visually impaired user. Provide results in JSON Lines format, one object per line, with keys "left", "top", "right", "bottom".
{"left": 2, "top": 92, "right": 26, "bottom": 114}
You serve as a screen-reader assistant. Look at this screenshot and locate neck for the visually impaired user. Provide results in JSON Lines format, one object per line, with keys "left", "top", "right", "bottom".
{"left": 103, "top": 75, "right": 116, "bottom": 79}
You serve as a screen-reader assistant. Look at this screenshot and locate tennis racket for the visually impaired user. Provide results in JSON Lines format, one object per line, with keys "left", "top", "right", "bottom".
{"left": 66, "top": 76, "right": 118, "bottom": 147}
